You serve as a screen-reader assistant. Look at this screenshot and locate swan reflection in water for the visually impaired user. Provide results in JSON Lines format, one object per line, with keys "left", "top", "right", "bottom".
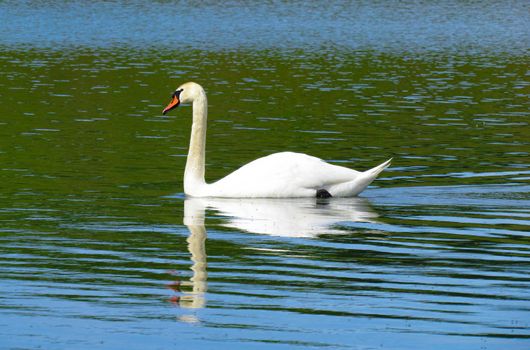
{"left": 168, "top": 203, "right": 208, "bottom": 311}
{"left": 171, "top": 197, "right": 378, "bottom": 311}
{"left": 186, "top": 197, "right": 378, "bottom": 237}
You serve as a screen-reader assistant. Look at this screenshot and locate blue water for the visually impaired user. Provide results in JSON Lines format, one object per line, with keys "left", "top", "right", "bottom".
{"left": 1, "top": 0, "right": 528, "bottom": 52}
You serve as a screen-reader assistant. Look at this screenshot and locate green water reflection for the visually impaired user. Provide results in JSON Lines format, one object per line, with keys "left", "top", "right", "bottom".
{"left": 1, "top": 48, "right": 528, "bottom": 194}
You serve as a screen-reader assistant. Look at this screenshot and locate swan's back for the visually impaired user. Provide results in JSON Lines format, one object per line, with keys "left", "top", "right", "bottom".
{"left": 207, "top": 152, "right": 361, "bottom": 197}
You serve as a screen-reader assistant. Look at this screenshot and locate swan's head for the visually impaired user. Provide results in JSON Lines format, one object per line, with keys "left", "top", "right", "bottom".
{"left": 162, "top": 82, "right": 205, "bottom": 115}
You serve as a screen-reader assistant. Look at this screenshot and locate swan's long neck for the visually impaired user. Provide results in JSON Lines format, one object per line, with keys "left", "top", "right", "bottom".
{"left": 184, "top": 91, "right": 208, "bottom": 194}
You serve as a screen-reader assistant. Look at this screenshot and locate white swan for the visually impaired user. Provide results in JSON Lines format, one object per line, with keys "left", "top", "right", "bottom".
{"left": 163, "top": 82, "right": 391, "bottom": 198}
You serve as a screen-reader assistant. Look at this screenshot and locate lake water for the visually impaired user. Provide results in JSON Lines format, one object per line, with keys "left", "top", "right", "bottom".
{"left": 1, "top": 1, "right": 529, "bottom": 349}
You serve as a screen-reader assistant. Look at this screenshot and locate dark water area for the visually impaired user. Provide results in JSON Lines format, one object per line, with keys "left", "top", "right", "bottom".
{"left": 1, "top": 1, "right": 529, "bottom": 349}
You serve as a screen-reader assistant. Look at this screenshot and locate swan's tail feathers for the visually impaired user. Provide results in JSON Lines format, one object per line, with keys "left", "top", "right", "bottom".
{"left": 329, "top": 158, "right": 392, "bottom": 197}
{"left": 364, "top": 158, "right": 392, "bottom": 179}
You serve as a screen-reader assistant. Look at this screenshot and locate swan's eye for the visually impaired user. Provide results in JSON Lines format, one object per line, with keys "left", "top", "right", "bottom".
{"left": 172, "top": 89, "right": 183, "bottom": 98}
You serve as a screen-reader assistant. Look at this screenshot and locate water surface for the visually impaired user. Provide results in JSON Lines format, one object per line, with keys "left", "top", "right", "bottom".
{"left": 1, "top": 1, "right": 529, "bottom": 349}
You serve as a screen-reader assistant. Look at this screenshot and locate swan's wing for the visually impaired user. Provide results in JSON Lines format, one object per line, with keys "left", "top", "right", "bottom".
{"left": 208, "top": 152, "right": 360, "bottom": 197}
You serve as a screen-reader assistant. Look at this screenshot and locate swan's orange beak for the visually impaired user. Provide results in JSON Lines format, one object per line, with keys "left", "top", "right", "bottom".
{"left": 162, "top": 95, "right": 180, "bottom": 115}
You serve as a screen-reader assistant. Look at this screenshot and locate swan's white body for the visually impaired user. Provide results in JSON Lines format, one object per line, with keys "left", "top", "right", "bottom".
{"left": 191, "top": 151, "right": 391, "bottom": 198}
{"left": 165, "top": 82, "right": 391, "bottom": 198}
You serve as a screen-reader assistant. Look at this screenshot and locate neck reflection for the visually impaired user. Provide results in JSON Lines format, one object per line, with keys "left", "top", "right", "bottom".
{"left": 170, "top": 200, "right": 208, "bottom": 310}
